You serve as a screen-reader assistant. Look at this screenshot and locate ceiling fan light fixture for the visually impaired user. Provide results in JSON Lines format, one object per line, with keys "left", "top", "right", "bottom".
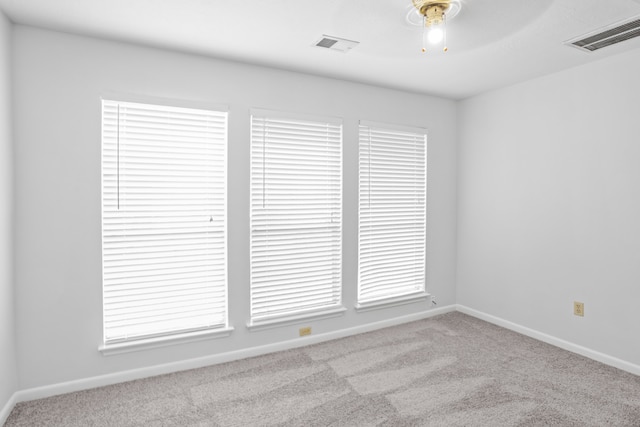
{"left": 411, "top": 0, "right": 460, "bottom": 53}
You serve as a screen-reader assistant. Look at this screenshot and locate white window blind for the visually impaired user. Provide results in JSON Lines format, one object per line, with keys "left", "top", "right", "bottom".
{"left": 358, "top": 121, "right": 427, "bottom": 306}
{"left": 250, "top": 110, "right": 342, "bottom": 324}
{"left": 101, "top": 99, "right": 228, "bottom": 345}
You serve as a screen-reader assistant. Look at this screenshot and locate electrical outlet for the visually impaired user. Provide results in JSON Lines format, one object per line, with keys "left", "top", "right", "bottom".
{"left": 299, "top": 326, "right": 312, "bottom": 337}
{"left": 574, "top": 301, "right": 584, "bottom": 317}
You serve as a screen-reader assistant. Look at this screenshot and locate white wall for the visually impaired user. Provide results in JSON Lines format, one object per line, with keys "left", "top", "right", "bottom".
{"left": 457, "top": 48, "right": 640, "bottom": 366}
{"left": 0, "top": 9, "right": 17, "bottom": 413}
{"left": 12, "top": 26, "right": 458, "bottom": 390}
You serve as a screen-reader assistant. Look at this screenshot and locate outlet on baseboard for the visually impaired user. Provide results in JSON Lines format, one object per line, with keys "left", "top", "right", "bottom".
{"left": 574, "top": 301, "right": 584, "bottom": 317}
{"left": 299, "top": 326, "right": 312, "bottom": 337}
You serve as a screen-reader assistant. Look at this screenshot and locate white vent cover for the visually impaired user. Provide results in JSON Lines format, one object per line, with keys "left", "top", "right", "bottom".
{"left": 313, "top": 35, "right": 359, "bottom": 53}
{"left": 566, "top": 16, "right": 640, "bottom": 52}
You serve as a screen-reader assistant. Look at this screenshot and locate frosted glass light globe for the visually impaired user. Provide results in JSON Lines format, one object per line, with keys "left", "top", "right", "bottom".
{"left": 428, "top": 27, "right": 444, "bottom": 44}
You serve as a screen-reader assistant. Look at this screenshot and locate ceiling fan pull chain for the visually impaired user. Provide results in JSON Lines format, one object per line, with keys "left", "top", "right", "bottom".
{"left": 422, "top": 15, "right": 427, "bottom": 52}
{"left": 443, "top": 13, "right": 448, "bottom": 52}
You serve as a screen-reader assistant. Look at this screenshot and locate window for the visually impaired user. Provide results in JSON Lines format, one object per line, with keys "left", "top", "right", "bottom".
{"left": 101, "top": 99, "right": 229, "bottom": 349}
{"left": 358, "top": 121, "right": 427, "bottom": 308}
{"left": 250, "top": 110, "right": 343, "bottom": 326}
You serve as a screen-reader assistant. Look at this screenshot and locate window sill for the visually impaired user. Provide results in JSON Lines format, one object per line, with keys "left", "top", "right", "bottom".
{"left": 247, "top": 306, "right": 347, "bottom": 332}
{"left": 355, "top": 292, "right": 430, "bottom": 313}
{"left": 99, "top": 326, "right": 234, "bottom": 356}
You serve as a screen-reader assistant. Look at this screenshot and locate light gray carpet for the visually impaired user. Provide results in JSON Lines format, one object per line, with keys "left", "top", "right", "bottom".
{"left": 5, "top": 312, "right": 640, "bottom": 426}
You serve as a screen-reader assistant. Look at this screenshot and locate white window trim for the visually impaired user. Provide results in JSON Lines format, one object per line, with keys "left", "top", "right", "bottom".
{"left": 100, "top": 92, "right": 229, "bottom": 114}
{"left": 359, "top": 120, "right": 427, "bottom": 136}
{"left": 99, "top": 326, "right": 234, "bottom": 356}
{"left": 355, "top": 292, "right": 430, "bottom": 313}
{"left": 246, "top": 306, "right": 347, "bottom": 332}
{"left": 250, "top": 108, "right": 343, "bottom": 126}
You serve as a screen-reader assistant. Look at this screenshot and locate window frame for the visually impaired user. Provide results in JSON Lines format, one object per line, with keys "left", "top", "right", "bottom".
{"left": 99, "top": 97, "right": 233, "bottom": 354}
{"left": 248, "top": 108, "right": 345, "bottom": 329}
{"left": 356, "top": 120, "right": 429, "bottom": 311}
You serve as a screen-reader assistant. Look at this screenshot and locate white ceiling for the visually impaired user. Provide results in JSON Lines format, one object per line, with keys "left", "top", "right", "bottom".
{"left": 1, "top": 0, "right": 639, "bottom": 99}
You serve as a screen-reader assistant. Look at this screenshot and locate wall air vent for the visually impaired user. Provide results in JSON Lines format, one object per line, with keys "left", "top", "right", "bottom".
{"left": 313, "top": 35, "right": 359, "bottom": 53}
{"left": 566, "top": 16, "right": 640, "bottom": 52}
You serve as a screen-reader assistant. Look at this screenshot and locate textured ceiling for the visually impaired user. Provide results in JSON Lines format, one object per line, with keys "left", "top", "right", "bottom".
{"left": 1, "top": 0, "right": 639, "bottom": 99}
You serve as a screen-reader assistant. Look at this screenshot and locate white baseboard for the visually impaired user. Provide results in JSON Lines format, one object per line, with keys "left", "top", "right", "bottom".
{"left": 457, "top": 305, "right": 640, "bottom": 377}
{"left": 8, "top": 302, "right": 636, "bottom": 422}
{"left": 0, "top": 391, "right": 18, "bottom": 426}
{"left": 13, "top": 305, "right": 457, "bottom": 405}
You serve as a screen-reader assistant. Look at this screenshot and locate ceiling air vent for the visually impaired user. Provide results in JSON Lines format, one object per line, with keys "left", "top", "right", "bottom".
{"left": 566, "top": 16, "right": 640, "bottom": 52}
{"left": 313, "top": 35, "right": 359, "bottom": 53}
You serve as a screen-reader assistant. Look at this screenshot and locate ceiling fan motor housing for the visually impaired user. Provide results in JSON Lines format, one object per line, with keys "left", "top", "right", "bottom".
{"left": 412, "top": 0, "right": 451, "bottom": 26}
